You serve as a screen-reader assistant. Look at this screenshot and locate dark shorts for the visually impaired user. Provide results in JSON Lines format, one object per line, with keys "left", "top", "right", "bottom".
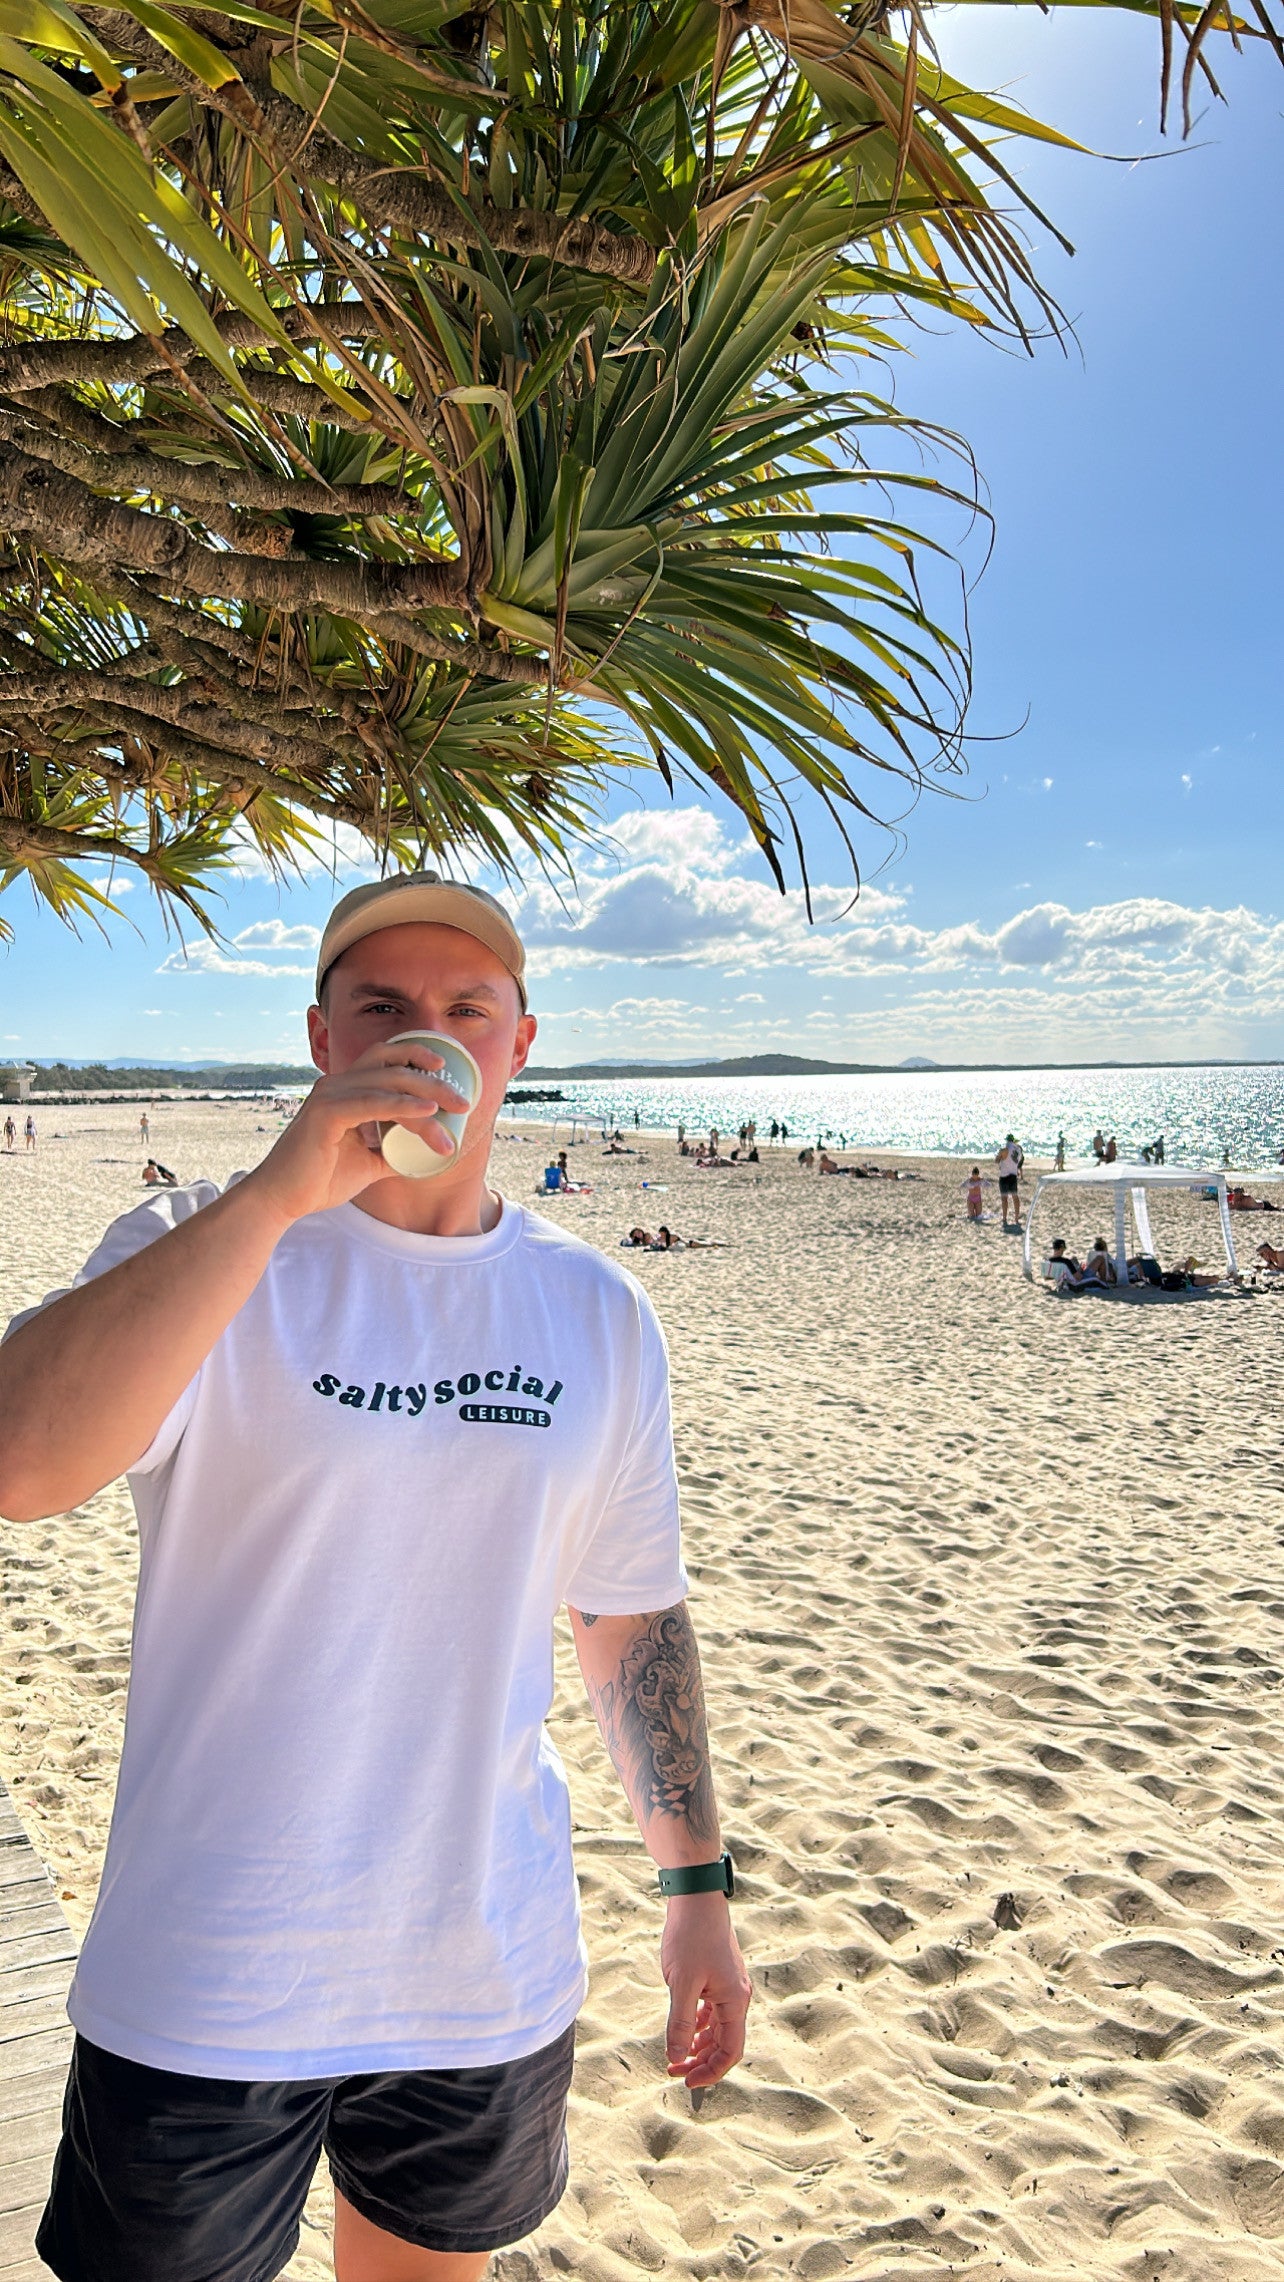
{"left": 998, "top": 1174, "right": 1019, "bottom": 1195}
{"left": 37, "top": 2025, "right": 576, "bottom": 2282}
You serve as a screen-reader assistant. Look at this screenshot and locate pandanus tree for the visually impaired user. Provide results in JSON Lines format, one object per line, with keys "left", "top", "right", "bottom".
{"left": 0, "top": 0, "right": 1277, "bottom": 940}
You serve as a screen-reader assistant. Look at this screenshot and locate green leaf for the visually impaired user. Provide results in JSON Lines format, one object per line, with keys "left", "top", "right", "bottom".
{"left": 116, "top": 0, "right": 244, "bottom": 89}
{"left": 0, "top": 0, "right": 121, "bottom": 85}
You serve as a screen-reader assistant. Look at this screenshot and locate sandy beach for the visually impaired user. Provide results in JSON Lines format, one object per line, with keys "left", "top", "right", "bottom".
{"left": 3, "top": 1101, "right": 1284, "bottom": 2281}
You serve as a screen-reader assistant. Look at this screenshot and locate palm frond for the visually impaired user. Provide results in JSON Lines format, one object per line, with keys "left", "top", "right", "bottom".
{"left": 0, "top": 0, "right": 1277, "bottom": 936}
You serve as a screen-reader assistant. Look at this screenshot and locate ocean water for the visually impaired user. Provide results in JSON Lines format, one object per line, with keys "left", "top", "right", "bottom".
{"left": 508, "top": 1063, "right": 1284, "bottom": 1170}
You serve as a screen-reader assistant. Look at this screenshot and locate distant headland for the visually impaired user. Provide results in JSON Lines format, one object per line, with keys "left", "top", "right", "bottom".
{"left": 515, "top": 1054, "right": 1283, "bottom": 1081}
{"left": 10, "top": 1051, "right": 1282, "bottom": 1101}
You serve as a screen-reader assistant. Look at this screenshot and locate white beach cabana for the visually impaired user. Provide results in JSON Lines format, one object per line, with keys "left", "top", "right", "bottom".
{"left": 1021, "top": 1163, "right": 1240, "bottom": 1288}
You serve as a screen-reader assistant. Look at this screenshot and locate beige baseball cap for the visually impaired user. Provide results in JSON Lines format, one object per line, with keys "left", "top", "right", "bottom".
{"left": 315, "top": 871, "right": 527, "bottom": 1008}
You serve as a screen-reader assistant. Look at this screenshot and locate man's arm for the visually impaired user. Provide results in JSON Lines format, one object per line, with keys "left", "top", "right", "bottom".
{"left": 0, "top": 1041, "right": 467, "bottom": 1521}
{"left": 0, "top": 1180, "right": 299, "bottom": 1520}
{"left": 570, "top": 1601, "right": 750, "bottom": 2090}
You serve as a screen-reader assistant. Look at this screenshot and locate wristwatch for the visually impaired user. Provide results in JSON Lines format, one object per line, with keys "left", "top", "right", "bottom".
{"left": 657, "top": 1851, "right": 735, "bottom": 1899}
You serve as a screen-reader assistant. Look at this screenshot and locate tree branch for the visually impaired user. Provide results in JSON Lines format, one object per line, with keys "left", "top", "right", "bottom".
{"left": 0, "top": 299, "right": 387, "bottom": 394}
{"left": 0, "top": 396, "right": 421, "bottom": 522}
{"left": 0, "top": 665, "right": 345, "bottom": 780}
{"left": 94, "top": 708, "right": 379, "bottom": 828}
{"left": 0, "top": 440, "right": 466, "bottom": 616}
{"left": 0, "top": 812, "right": 145, "bottom": 869}
{"left": 119, "top": 576, "right": 322, "bottom": 700}
{"left": 222, "top": 369, "right": 386, "bottom": 433}
{"left": 363, "top": 611, "right": 549, "bottom": 683}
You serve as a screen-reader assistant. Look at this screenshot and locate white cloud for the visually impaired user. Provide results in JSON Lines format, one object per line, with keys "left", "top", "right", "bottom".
{"left": 514, "top": 807, "right": 902, "bottom": 975}
{"left": 157, "top": 942, "right": 314, "bottom": 980}
{"left": 508, "top": 807, "right": 1284, "bottom": 1059}
{"left": 585, "top": 807, "right": 749, "bottom": 877}
{"left": 157, "top": 917, "right": 320, "bottom": 981}
{"left": 513, "top": 810, "right": 1284, "bottom": 994}
{"left": 234, "top": 920, "right": 320, "bottom": 952}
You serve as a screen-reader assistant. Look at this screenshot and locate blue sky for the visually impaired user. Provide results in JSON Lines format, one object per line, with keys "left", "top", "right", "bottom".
{"left": 2, "top": 6, "right": 1281, "bottom": 1069}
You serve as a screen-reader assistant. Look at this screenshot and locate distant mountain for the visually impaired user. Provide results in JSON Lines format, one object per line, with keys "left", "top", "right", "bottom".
{"left": 522, "top": 1053, "right": 883, "bottom": 1080}
{"left": 898, "top": 1056, "right": 942, "bottom": 1070}
{"left": 556, "top": 1054, "right": 713, "bottom": 1069}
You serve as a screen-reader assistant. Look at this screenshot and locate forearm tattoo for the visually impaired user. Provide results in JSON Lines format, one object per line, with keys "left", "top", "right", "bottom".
{"left": 585, "top": 1605, "right": 718, "bottom": 1846}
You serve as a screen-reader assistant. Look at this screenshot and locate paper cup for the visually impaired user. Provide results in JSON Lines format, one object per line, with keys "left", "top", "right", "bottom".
{"left": 379, "top": 1030, "right": 483, "bottom": 1179}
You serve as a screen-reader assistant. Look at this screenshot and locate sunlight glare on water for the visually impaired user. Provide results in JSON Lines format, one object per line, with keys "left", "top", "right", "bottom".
{"left": 507, "top": 1064, "right": 1284, "bottom": 1168}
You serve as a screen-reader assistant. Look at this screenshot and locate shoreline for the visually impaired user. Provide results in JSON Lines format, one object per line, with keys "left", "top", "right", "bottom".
{"left": 495, "top": 1116, "right": 1235, "bottom": 1177}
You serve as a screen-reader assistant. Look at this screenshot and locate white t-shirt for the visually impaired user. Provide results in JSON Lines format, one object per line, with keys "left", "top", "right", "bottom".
{"left": 9, "top": 1186, "right": 686, "bottom": 2079}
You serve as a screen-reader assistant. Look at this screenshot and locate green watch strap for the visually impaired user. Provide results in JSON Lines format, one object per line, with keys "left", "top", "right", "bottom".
{"left": 657, "top": 1852, "right": 735, "bottom": 1899}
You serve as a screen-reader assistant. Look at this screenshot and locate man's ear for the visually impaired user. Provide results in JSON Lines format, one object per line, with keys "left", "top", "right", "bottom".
{"left": 306, "top": 1003, "right": 330, "bottom": 1074}
{"left": 509, "top": 1011, "right": 536, "bottom": 1081}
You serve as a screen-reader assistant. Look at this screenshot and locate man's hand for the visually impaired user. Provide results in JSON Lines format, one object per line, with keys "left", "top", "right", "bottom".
{"left": 246, "top": 1040, "right": 470, "bottom": 1228}
{"left": 570, "top": 1604, "right": 749, "bottom": 2088}
{"left": 661, "top": 1892, "right": 751, "bottom": 2089}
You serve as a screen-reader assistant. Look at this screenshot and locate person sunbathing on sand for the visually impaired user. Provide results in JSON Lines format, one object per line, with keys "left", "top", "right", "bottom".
{"left": 1179, "top": 1255, "right": 1224, "bottom": 1288}
{"left": 1067, "top": 1236, "right": 1115, "bottom": 1287}
{"left": 1256, "top": 1242, "right": 1284, "bottom": 1272}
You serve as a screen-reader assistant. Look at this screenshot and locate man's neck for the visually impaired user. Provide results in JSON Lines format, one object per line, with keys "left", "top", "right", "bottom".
{"left": 351, "top": 1161, "right": 503, "bottom": 1239}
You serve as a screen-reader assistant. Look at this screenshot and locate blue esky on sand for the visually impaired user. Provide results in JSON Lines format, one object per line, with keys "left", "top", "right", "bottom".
{"left": 2, "top": 6, "right": 1281, "bottom": 1068}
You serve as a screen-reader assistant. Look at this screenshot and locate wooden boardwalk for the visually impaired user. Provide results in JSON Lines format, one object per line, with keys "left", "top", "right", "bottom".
{"left": 0, "top": 1779, "right": 74, "bottom": 2280}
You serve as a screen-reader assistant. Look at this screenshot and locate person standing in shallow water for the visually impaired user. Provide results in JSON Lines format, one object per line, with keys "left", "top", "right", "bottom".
{"left": 0, "top": 870, "right": 749, "bottom": 2282}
